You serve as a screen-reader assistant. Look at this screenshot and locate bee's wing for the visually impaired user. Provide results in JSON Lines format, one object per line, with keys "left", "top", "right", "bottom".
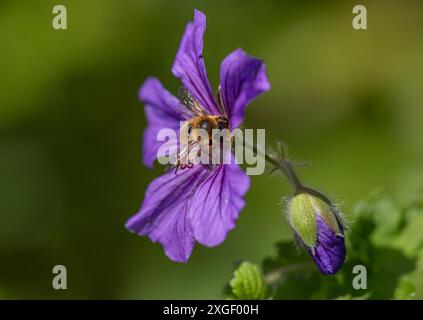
{"left": 178, "top": 87, "right": 207, "bottom": 116}
{"left": 216, "top": 85, "right": 228, "bottom": 117}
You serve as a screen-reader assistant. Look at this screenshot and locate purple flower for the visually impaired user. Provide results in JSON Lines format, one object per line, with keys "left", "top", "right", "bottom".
{"left": 126, "top": 9, "right": 270, "bottom": 262}
{"left": 289, "top": 192, "right": 346, "bottom": 275}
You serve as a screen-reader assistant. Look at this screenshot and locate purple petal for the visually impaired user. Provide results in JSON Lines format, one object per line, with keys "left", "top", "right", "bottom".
{"left": 172, "top": 9, "right": 219, "bottom": 114}
{"left": 125, "top": 165, "right": 209, "bottom": 262}
{"left": 220, "top": 48, "right": 270, "bottom": 128}
{"left": 190, "top": 162, "right": 250, "bottom": 247}
{"left": 308, "top": 215, "right": 346, "bottom": 275}
{"left": 139, "top": 77, "right": 188, "bottom": 168}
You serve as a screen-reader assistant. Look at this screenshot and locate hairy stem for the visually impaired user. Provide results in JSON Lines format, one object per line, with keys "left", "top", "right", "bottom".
{"left": 264, "top": 263, "right": 314, "bottom": 285}
{"left": 243, "top": 140, "right": 304, "bottom": 192}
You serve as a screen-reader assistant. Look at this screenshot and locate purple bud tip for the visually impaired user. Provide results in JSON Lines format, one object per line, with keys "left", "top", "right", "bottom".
{"left": 308, "top": 215, "right": 346, "bottom": 275}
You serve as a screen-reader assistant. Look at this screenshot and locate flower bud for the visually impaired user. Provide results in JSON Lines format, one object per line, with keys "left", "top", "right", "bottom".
{"left": 288, "top": 191, "right": 346, "bottom": 275}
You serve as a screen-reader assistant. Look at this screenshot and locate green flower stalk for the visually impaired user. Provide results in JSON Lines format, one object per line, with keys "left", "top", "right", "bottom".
{"left": 264, "top": 145, "right": 346, "bottom": 275}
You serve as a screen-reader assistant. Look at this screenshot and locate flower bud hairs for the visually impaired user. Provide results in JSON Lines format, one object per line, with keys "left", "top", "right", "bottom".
{"left": 288, "top": 192, "right": 346, "bottom": 274}
{"left": 268, "top": 144, "right": 347, "bottom": 275}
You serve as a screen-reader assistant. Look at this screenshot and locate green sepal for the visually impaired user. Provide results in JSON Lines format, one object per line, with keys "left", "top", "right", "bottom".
{"left": 289, "top": 193, "right": 317, "bottom": 248}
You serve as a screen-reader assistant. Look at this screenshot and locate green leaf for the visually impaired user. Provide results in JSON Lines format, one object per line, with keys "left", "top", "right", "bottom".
{"left": 393, "top": 249, "right": 423, "bottom": 299}
{"left": 262, "top": 241, "right": 310, "bottom": 274}
{"left": 334, "top": 293, "right": 371, "bottom": 300}
{"left": 228, "top": 262, "right": 268, "bottom": 300}
{"left": 391, "top": 207, "right": 423, "bottom": 255}
{"left": 223, "top": 192, "right": 423, "bottom": 300}
{"left": 346, "top": 196, "right": 417, "bottom": 299}
{"left": 351, "top": 193, "right": 402, "bottom": 247}
{"left": 262, "top": 241, "right": 341, "bottom": 299}
{"left": 394, "top": 277, "right": 416, "bottom": 300}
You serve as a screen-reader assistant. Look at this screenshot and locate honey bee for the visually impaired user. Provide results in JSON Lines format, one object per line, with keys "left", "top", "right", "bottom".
{"left": 180, "top": 115, "right": 230, "bottom": 145}
{"left": 170, "top": 87, "right": 231, "bottom": 172}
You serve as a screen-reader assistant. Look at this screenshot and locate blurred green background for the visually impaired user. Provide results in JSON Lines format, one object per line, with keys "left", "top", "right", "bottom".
{"left": 1, "top": 0, "right": 423, "bottom": 299}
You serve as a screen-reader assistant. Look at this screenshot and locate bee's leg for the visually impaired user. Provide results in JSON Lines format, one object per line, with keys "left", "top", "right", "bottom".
{"left": 210, "top": 148, "right": 214, "bottom": 165}
{"left": 175, "top": 164, "right": 187, "bottom": 174}
{"left": 205, "top": 163, "right": 214, "bottom": 171}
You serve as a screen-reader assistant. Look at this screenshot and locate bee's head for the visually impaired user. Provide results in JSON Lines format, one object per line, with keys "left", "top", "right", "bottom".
{"left": 198, "top": 118, "right": 213, "bottom": 132}
{"left": 216, "top": 117, "right": 229, "bottom": 130}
